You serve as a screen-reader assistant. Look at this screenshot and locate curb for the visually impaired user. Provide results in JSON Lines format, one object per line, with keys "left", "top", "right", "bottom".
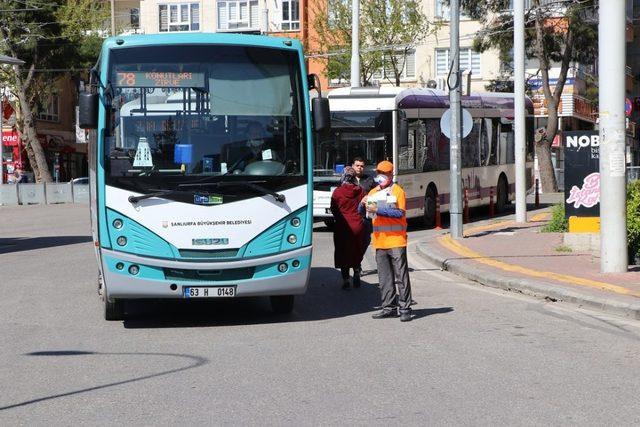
{"left": 416, "top": 240, "right": 640, "bottom": 320}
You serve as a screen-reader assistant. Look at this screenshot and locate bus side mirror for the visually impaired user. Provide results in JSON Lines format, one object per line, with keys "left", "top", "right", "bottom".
{"left": 399, "top": 118, "right": 409, "bottom": 147}
{"left": 78, "top": 92, "right": 98, "bottom": 129}
{"left": 312, "top": 97, "right": 330, "bottom": 133}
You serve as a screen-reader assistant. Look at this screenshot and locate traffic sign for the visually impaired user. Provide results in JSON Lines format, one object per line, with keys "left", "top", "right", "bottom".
{"left": 440, "top": 108, "right": 473, "bottom": 139}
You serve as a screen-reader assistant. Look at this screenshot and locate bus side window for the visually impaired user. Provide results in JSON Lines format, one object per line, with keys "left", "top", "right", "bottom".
{"left": 399, "top": 123, "right": 416, "bottom": 171}
{"left": 481, "top": 118, "right": 498, "bottom": 166}
{"left": 462, "top": 119, "right": 481, "bottom": 168}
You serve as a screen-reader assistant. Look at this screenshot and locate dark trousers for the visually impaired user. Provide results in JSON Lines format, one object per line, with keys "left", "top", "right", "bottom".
{"left": 376, "top": 247, "right": 412, "bottom": 313}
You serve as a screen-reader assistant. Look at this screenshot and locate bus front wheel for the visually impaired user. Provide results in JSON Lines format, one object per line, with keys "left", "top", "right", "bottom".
{"left": 270, "top": 295, "right": 294, "bottom": 314}
{"left": 104, "top": 298, "right": 125, "bottom": 321}
{"left": 100, "top": 272, "right": 125, "bottom": 321}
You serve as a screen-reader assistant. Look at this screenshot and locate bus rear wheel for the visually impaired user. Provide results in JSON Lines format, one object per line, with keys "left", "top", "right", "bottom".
{"left": 270, "top": 295, "right": 294, "bottom": 314}
{"left": 422, "top": 187, "right": 437, "bottom": 228}
{"left": 496, "top": 176, "right": 509, "bottom": 213}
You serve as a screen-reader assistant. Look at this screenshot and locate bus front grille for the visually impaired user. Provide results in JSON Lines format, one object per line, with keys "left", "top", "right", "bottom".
{"left": 164, "top": 267, "right": 255, "bottom": 282}
{"left": 178, "top": 249, "right": 239, "bottom": 259}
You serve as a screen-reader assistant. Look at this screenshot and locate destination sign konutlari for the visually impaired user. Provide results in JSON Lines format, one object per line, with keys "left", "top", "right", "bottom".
{"left": 116, "top": 71, "right": 205, "bottom": 88}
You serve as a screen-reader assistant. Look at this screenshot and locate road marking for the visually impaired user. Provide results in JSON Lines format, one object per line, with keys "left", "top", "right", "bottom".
{"left": 439, "top": 235, "right": 640, "bottom": 298}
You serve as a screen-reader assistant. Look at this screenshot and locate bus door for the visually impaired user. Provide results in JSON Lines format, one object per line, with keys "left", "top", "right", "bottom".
{"left": 462, "top": 118, "right": 482, "bottom": 204}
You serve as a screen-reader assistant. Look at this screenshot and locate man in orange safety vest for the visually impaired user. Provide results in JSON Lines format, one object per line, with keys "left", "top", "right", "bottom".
{"left": 360, "top": 160, "right": 413, "bottom": 322}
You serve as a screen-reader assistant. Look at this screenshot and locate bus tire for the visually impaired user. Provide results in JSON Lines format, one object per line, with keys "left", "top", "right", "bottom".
{"left": 422, "top": 186, "right": 437, "bottom": 228}
{"left": 270, "top": 295, "right": 294, "bottom": 314}
{"left": 496, "top": 176, "right": 509, "bottom": 213}
{"left": 104, "top": 298, "right": 125, "bottom": 321}
{"left": 99, "top": 273, "right": 125, "bottom": 321}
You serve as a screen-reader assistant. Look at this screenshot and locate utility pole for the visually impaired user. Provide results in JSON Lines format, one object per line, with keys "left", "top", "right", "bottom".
{"left": 449, "top": 0, "right": 463, "bottom": 239}
{"left": 350, "top": 0, "right": 360, "bottom": 87}
{"left": 599, "top": 1, "right": 627, "bottom": 273}
{"left": 110, "top": 0, "right": 116, "bottom": 36}
{"left": 514, "top": 0, "right": 527, "bottom": 223}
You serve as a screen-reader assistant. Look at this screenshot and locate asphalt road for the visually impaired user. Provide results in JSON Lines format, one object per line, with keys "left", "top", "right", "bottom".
{"left": 1, "top": 204, "right": 639, "bottom": 425}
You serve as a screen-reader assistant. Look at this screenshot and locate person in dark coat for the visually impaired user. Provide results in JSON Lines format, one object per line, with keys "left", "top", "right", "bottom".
{"left": 330, "top": 166, "right": 366, "bottom": 290}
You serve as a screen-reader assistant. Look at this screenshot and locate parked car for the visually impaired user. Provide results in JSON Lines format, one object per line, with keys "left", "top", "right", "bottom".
{"left": 71, "top": 177, "right": 89, "bottom": 186}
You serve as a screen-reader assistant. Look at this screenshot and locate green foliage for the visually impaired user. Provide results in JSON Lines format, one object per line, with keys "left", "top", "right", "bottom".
{"left": 542, "top": 203, "right": 568, "bottom": 233}
{"left": 554, "top": 244, "right": 573, "bottom": 253}
{"left": 627, "top": 181, "right": 640, "bottom": 262}
{"left": 311, "top": 0, "right": 432, "bottom": 86}
{"left": 0, "top": 0, "right": 107, "bottom": 181}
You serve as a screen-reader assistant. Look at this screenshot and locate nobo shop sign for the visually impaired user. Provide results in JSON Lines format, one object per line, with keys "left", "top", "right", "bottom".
{"left": 563, "top": 130, "right": 600, "bottom": 218}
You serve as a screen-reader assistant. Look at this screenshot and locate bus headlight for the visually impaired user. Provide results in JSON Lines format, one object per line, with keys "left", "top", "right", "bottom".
{"left": 116, "top": 262, "right": 125, "bottom": 270}
{"left": 117, "top": 236, "right": 127, "bottom": 246}
{"left": 292, "top": 260, "right": 300, "bottom": 268}
{"left": 290, "top": 217, "right": 301, "bottom": 227}
{"left": 128, "top": 265, "right": 139, "bottom": 275}
{"left": 278, "top": 263, "right": 288, "bottom": 273}
{"left": 287, "top": 234, "right": 297, "bottom": 244}
{"left": 113, "top": 219, "right": 123, "bottom": 229}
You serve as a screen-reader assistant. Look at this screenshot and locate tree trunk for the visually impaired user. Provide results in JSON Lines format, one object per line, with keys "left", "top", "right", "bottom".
{"left": 16, "top": 89, "right": 52, "bottom": 183}
{"left": 535, "top": 141, "right": 557, "bottom": 193}
{"left": 538, "top": 101, "right": 559, "bottom": 193}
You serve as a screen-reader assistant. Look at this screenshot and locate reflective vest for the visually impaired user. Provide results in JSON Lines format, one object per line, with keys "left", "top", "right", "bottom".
{"left": 368, "top": 184, "right": 408, "bottom": 249}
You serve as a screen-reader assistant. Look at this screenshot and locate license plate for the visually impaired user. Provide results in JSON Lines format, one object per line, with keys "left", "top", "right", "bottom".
{"left": 183, "top": 286, "right": 236, "bottom": 298}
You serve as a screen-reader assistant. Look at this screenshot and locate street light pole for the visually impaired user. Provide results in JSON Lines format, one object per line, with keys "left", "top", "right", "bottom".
{"left": 350, "top": 0, "right": 360, "bottom": 88}
{"left": 449, "top": 0, "right": 463, "bottom": 239}
{"left": 599, "top": 0, "right": 627, "bottom": 273}
{"left": 514, "top": 0, "right": 527, "bottom": 223}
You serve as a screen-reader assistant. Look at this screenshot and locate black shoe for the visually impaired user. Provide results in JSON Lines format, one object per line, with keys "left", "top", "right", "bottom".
{"left": 400, "top": 311, "right": 413, "bottom": 322}
{"left": 372, "top": 309, "right": 398, "bottom": 319}
{"left": 353, "top": 274, "right": 361, "bottom": 288}
{"left": 341, "top": 280, "right": 350, "bottom": 290}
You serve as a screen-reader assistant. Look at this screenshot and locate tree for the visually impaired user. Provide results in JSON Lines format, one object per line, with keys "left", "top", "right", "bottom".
{"left": 311, "top": 0, "right": 432, "bottom": 87}
{"left": 361, "top": 0, "right": 430, "bottom": 87}
{"left": 458, "top": 0, "right": 598, "bottom": 192}
{"left": 0, "top": 0, "right": 107, "bottom": 182}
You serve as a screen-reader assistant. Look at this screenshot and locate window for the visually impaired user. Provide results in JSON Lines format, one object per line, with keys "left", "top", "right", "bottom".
{"left": 217, "top": 1, "right": 260, "bottom": 30}
{"left": 372, "top": 50, "right": 416, "bottom": 81}
{"left": 159, "top": 3, "right": 200, "bottom": 32}
{"left": 38, "top": 95, "right": 59, "bottom": 122}
{"left": 434, "top": 0, "right": 468, "bottom": 20}
{"left": 436, "top": 48, "right": 480, "bottom": 76}
{"left": 130, "top": 8, "right": 140, "bottom": 28}
{"left": 282, "top": 0, "right": 300, "bottom": 31}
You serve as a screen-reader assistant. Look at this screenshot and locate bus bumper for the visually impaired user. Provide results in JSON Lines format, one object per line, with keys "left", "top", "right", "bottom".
{"left": 100, "top": 246, "right": 312, "bottom": 300}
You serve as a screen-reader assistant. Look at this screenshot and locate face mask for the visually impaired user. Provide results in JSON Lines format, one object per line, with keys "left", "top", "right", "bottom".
{"left": 374, "top": 174, "right": 390, "bottom": 187}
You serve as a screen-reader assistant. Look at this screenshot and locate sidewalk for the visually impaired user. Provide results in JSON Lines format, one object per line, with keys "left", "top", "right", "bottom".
{"left": 416, "top": 206, "right": 640, "bottom": 320}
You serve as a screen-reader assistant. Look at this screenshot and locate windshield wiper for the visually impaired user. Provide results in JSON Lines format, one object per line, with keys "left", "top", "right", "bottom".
{"left": 178, "top": 181, "right": 286, "bottom": 203}
{"left": 128, "top": 189, "right": 186, "bottom": 204}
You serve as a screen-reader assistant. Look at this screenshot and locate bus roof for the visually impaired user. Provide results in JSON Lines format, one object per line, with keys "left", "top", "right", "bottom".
{"left": 101, "top": 33, "right": 303, "bottom": 52}
{"left": 327, "top": 86, "right": 533, "bottom": 114}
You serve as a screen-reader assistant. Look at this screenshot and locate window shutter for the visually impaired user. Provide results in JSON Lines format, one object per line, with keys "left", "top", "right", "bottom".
{"left": 159, "top": 5, "right": 168, "bottom": 32}
{"left": 436, "top": 49, "right": 448, "bottom": 75}
{"left": 218, "top": 2, "right": 227, "bottom": 29}
{"left": 405, "top": 50, "right": 416, "bottom": 78}
{"left": 180, "top": 4, "right": 189, "bottom": 22}
{"left": 250, "top": 1, "right": 259, "bottom": 28}
{"left": 191, "top": 4, "right": 200, "bottom": 30}
{"left": 170, "top": 5, "right": 178, "bottom": 24}
{"left": 471, "top": 51, "right": 481, "bottom": 76}
{"left": 459, "top": 48, "right": 470, "bottom": 72}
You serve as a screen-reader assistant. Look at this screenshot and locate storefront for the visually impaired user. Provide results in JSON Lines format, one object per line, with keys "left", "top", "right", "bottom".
{"left": 1, "top": 128, "right": 27, "bottom": 183}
